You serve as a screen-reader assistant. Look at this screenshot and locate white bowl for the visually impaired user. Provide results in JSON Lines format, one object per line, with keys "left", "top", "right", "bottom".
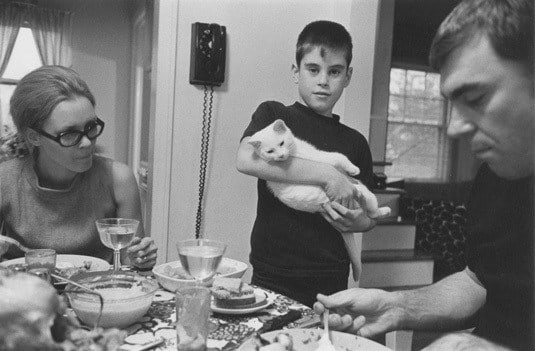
{"left": 65, "top": 271, "right": 158, "bottom": 328}
{"left": 152, "top": 257, "right": 248, "bottom": 292}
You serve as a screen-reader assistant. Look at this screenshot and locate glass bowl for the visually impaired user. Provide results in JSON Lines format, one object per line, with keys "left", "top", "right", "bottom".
{"left": 65, "top": 271, "right": 158, "bottom": 328}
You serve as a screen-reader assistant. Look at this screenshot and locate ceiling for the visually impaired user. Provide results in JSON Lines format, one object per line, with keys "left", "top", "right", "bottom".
{"left": 392, "top": 0, "right": 461, "bottom": 67}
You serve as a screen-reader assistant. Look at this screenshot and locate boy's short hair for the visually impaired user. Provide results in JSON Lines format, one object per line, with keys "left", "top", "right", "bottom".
{"left": 429, "top": 0, "right": 533, "bottom": 73}
{"left": 296, "top": 20, "right": 353, "bottom": 67}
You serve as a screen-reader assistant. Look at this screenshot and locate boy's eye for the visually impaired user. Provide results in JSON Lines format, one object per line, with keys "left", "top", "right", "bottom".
{"left": 309, "top": 68, "right": 318, "bottom": 74}
{"left": 330, "top": 70, "right": 341, "bottom": 76}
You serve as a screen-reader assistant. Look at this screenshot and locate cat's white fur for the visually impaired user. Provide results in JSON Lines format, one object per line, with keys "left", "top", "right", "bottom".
{"left": 248, "top": 119, "right": 391, "bottom": 280}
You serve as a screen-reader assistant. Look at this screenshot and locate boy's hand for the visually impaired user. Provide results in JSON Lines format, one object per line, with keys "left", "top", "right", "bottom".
{"left": 323, "top": 172, "right": 359, "bottom": 209}
{"left": 321, "top": 201, "right": 375, "bottom": 233}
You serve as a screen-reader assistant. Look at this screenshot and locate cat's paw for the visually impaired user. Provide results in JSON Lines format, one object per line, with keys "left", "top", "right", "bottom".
{"left": 345, "top": 164, "right": 360, "bottom": 176}
{"left": 368, "top": 206, "right": 391, "bottom": 219}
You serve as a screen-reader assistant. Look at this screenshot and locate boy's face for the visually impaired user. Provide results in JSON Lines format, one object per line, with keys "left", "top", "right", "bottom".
{"left": 292, "top": 46, "right": 352, "bottom": 117}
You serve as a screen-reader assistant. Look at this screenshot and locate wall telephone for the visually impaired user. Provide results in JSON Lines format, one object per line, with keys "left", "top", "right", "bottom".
{"left": 190, "top": 22, "right": 227, "bottom": 238}
{"left": 190, "top": 22, "right": 226, "bottom": 86}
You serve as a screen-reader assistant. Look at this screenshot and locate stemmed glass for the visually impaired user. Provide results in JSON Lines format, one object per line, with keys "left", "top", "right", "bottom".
{"left": 96, "top": 218, "right": 139, "bottom": 271}
{"left": 176, "top": 239, "right": 227, "bottom": 283}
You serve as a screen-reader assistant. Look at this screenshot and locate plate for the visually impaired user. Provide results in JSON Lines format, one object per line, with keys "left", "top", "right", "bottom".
{"left": 237, "top": 328, "right": 391, "bottom": 351}
{"left": 211, "top": 289, "right": 272, "bottom": 315}
{"left": 0, "top": 254, "right": 110, "bottom": 272}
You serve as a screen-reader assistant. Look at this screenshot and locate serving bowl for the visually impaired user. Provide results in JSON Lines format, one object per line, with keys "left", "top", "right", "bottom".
{"left": 152, "top": 257, "right": 248, "bottom": 292}
{"left": 65, "top": 271, "right": 158, "bottom": 328}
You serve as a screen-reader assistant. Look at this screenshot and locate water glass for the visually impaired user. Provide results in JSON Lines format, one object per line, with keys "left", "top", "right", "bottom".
{"left": 175, "top": 286, "right": 211, "bottom": 351}
{"left": 25, "top": 249, "right": 56, "bottom": 271}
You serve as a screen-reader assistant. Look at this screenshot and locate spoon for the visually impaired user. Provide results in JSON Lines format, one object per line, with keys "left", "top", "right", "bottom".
{"left": 317, "top": 309, "right": 336, "bottom": 351}
{"left": 0, "top": 235, "right": 30, "bottom": 253}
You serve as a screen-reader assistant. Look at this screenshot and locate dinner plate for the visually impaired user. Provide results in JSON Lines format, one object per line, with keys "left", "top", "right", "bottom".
{"left": 0, "top": 254, "right": 110, "bottom": 272}
{"left": 211, "top": 288, "right": 272, "bottom": 315}
{"left": 237, "top": 328, "right": 391, "bottom": 351}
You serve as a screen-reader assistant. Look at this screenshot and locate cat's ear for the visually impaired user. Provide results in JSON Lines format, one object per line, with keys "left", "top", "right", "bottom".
{"left": 273, "top": 119, "right": 287, "bottom": 134}
{"left": 248, "top": 140, "right": 261, "bottom": 149}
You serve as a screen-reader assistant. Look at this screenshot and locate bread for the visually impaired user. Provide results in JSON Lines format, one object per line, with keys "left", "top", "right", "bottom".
{"left": 211, "top": 277, "right": 257, "bottom": 308}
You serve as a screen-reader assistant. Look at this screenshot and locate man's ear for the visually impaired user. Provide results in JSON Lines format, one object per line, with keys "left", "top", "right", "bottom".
{"left": 25, "top": 129, "right": 41, "bottom": 147}
{"left": 344, "top": 66, "right": 353, "bottom": 88}
{"left": 291, "top": 63, "right": 299, "bottom": 84}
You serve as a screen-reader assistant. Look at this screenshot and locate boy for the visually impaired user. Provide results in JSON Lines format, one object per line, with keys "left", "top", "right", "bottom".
{"left": 236, "top": 20, "right": 377, "bottom": 307}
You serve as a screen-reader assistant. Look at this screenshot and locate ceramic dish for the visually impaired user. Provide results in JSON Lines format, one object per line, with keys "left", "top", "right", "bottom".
{"left": 237, "top": 328, "right": 391, "bottom": 351}
{"left": 152, "top": 257, "right": 248, "bottom": 292}
{"left": 211, "top": 289, "right": 271, "bottom": 315}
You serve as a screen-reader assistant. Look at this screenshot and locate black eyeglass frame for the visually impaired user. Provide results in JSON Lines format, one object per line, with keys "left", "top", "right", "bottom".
{"left": 34, "top": 117, "right": 105, "bottom": 147}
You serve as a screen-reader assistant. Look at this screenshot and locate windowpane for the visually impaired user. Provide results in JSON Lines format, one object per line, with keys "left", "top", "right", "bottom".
{"left": 389, "top": 68, "right": 406, "bottom": 95}
{"left": 2, "top": 28, "right": 42, "bottom": 79}
{"left": 0, "top": 85, "right": 16, "bottom": 131}
{"left": 386, "top": 123, "right": 443, "bottom": 179}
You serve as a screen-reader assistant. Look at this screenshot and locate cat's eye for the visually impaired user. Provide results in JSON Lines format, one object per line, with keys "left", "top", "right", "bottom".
{"left": 279, "top": 141, "right": 284, "bottom": 146}
{"left": 267, "top": 149, "right": 274, "bottom": 154}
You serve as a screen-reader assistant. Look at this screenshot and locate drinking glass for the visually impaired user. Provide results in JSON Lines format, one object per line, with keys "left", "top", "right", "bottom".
{"left": 176, "top": 239, "right": 227, "bottom": 282}
{"left": 175, "top": 286, "right": 211, "bottom": 351}
{"left": 96, "top": 218, "right": 139, "bottom": 271}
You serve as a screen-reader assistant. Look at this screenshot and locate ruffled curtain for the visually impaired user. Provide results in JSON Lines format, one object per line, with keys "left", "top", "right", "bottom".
{"left": 0, "top": 3, "right": 24, "bottom": 135}
{"left": 0, "top": 4, "right": 24, "bottom": 76}
{"left": 28, "top": 6, "right": 73, "bottom": 66}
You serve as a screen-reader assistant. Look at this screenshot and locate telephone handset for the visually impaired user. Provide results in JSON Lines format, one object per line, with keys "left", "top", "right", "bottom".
{"left": 190, "top": 22, "right": 226, "bottom": 86}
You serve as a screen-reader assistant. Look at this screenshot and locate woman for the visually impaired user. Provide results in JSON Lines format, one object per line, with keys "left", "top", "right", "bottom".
{"left": 0, "top": 65, "right": 157, "bottom": 269}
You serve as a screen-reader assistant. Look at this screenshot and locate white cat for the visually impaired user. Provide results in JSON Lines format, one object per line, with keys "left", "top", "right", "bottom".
{"left": 248, "top": 119, "right": 391, "bottom": 280}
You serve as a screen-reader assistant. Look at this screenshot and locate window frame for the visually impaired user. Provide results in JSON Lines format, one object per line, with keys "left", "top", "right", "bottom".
{"left": 384, "top": 62, "right": 456, "bottom": 182}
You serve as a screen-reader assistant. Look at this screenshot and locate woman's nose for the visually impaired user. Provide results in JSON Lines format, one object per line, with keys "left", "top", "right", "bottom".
{"left": 78, "top": 135, "right": 92, "bottom": 148}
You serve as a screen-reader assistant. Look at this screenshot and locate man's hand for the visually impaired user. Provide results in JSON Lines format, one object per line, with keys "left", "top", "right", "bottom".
{"left": 323, "top": 172, "right": 359, "bottom": 209}
{"left": 313, "top": 288, "right": 402, "bottom": 338}
{"left": 321, "top": 201, "right": 375, "bottom": 233}
{"left": 127, "top": 237, "right": 158, "bottom": 269}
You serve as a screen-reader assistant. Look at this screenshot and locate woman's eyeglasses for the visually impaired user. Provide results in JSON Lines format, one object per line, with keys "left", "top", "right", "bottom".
{"left": 34, "top": 118, "right": 105, "bottom": 147}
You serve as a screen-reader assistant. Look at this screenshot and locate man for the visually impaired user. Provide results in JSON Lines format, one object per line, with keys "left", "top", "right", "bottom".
{"left": 314, "top": 0, "right": 534, "bottom": 349}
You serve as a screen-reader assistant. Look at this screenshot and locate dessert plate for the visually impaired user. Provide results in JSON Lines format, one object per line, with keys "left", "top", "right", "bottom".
{"left": 237, "top": 328, "right": 391, "bottom": 351}
{"left": 0, "top": 254, "right": 110, "bottom": 272}
{"left": 211, "top": 288, "right": 272, "bottom": 315}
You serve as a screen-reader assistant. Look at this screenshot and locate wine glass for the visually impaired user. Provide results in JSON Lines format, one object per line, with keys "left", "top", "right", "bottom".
{"left": 176, "top": 239, "right": 227, "bottom": 283}
{"left": 96, "top": 218, "right": 139, "bottom": 271}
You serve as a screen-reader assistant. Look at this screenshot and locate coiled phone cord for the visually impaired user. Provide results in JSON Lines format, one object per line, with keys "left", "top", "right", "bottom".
{"left": 195, "top": 85, "right": 214, "bottom": 239}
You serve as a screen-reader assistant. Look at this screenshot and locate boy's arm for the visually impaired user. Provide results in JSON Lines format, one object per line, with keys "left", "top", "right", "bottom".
{"left": 236, "top": 137, "right": 358, "bottom": 208}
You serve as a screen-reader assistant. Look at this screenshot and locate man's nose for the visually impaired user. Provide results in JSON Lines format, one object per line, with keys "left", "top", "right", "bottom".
{"left": 447, "top": 109, "right": 476, "bottom": 138}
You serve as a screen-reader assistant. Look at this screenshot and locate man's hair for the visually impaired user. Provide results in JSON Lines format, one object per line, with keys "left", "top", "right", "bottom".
{"left": 296, "top": 20, "right": 353, "bottom": 67}
{"left": 429, "top": 0, "right": 533, "bottom": 72}
{"left": 10, "top": 65, "right": 96, "bottom": 134}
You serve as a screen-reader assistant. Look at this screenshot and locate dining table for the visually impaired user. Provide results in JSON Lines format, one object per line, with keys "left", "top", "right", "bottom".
{"left": 110, "top": 273, "right": 318, "bottom": 351}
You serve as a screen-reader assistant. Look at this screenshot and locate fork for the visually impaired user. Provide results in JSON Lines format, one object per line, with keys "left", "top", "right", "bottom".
{"left": 0, "top": 235, "right": 30, "bottom": 253}
{"left": 317, "top": 308, "right": 336, "bottom": 351}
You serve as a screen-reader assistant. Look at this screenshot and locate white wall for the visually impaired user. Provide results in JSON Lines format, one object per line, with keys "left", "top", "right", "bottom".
{"left": 37, "top": 0, "right": 133, "bottom": 163}
{"left": 164, "top": 0, "right": 379, "bottom": 282}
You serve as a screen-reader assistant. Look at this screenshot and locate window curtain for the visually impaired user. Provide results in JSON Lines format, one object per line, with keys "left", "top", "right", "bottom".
{"left": 0, "top": 4, "right": 24, "bottom": 75}
{"left": 0, "top": 3, "right": 25, "bottom": 135}
{"left": 29, "top": 6, "right": 73, "bottom": 66}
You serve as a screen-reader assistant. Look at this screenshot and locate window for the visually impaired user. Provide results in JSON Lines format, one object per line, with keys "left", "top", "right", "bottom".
{"left": 0, "top": 27, "right": 42, "bottom": 134}
{"left": 385, "top": 68, "right": 450, "bottom": 180}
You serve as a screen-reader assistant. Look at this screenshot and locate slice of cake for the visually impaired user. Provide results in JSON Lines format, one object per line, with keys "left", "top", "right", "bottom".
{"left": 211, "top": 277, "right": 258, "bottom": 308}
